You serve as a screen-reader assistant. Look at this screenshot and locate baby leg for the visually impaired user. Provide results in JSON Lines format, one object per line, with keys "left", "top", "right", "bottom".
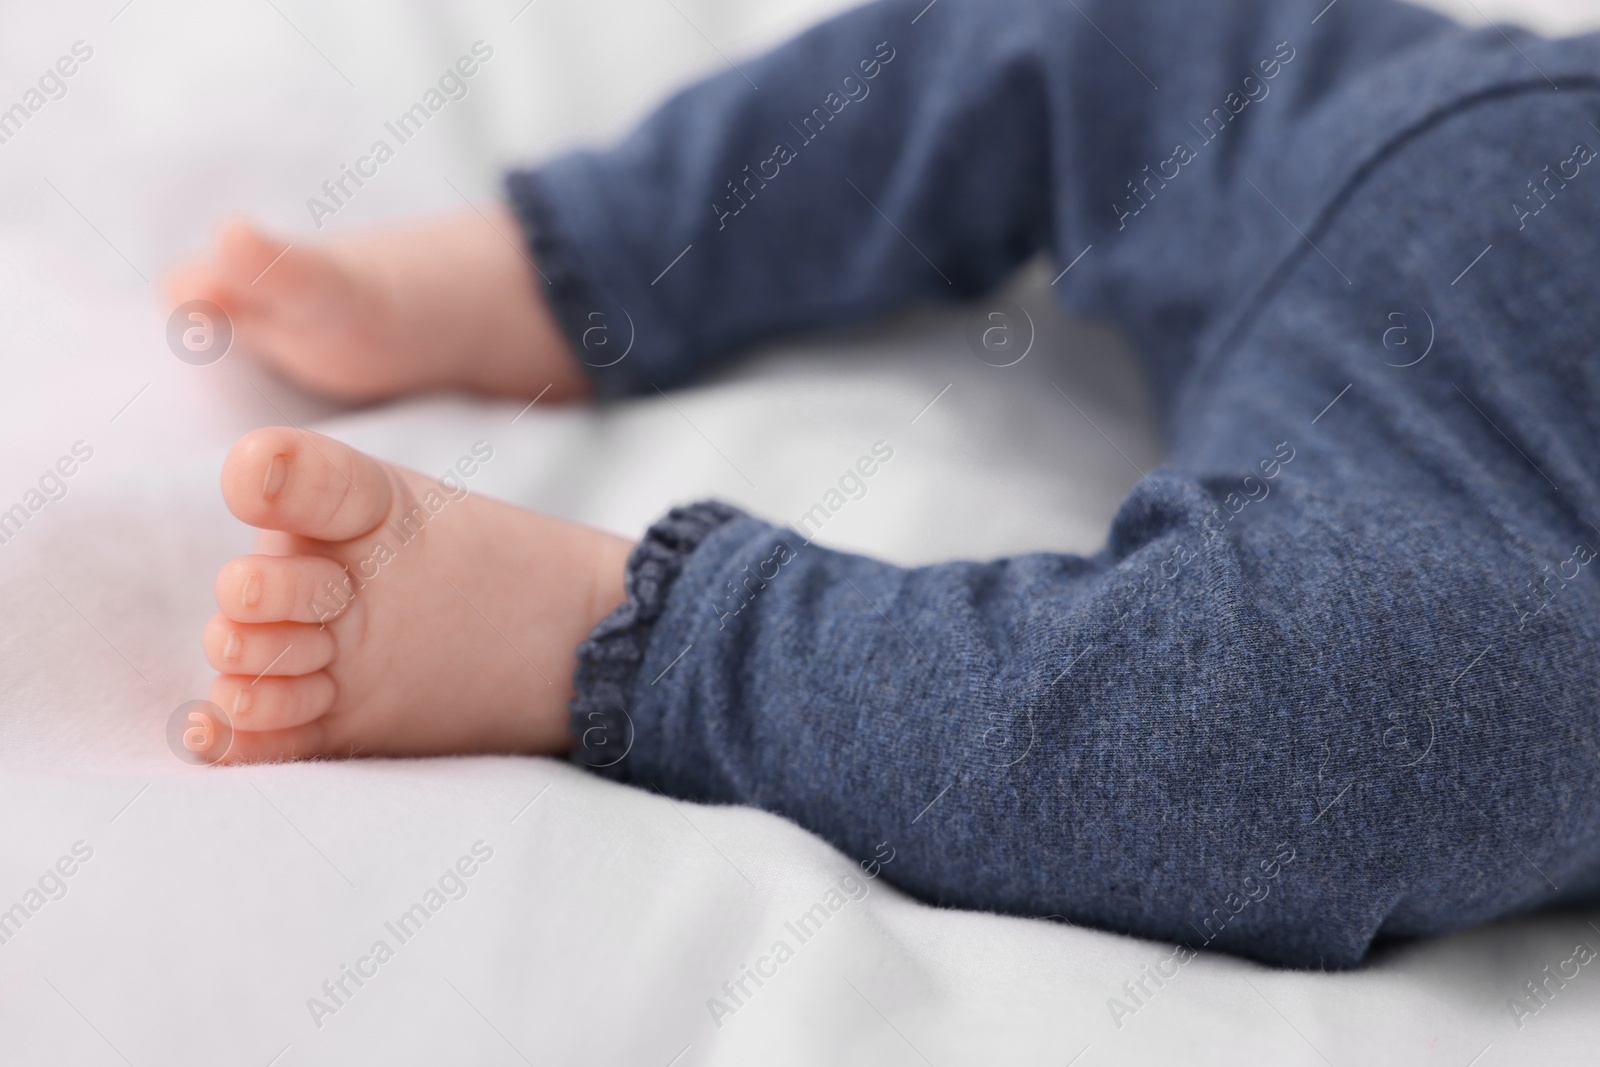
{"left": 570, "top": 83, "right": 1600, "bottom": 967}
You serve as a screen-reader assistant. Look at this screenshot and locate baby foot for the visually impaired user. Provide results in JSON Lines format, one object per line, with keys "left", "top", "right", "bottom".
{"left": 203, "top": 427, "right": 633, "bottom": 762}
{"left": 166, "top": 210, "right": 591, "bottom": 403}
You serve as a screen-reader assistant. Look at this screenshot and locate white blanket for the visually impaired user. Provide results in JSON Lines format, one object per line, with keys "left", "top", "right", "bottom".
{"left": 1, "top": 1, "right": 1597, "bottom": 1063}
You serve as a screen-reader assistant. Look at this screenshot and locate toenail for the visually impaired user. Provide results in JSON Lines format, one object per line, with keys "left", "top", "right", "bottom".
{"left": 222, "top": 632, "right": 242, "bottom": 663}
{"left": 242, "top": 573, "right": 263, "bottom": 609}
{"left": 232, "top": 688, "right": 252, "bottom": 718}
{"left": 262, "top": 454, "right": 289, "bottom": 501}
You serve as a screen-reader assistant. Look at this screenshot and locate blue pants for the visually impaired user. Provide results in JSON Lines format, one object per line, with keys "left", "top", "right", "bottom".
{"left": 508, "top": 0, "right": 1600, "bottom": 967}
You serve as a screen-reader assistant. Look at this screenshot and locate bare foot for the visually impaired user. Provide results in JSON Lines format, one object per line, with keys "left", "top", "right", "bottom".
{"left": 203, "top": 427, "right": 632, "bottom": 761}
{"left": 166, "top": 210, "right": 591, "bottom": 403}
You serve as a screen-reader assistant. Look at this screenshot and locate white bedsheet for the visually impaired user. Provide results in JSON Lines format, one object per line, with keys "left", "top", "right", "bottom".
{"left": 1, "top": 1, "right": 1598, "bottom": 1063}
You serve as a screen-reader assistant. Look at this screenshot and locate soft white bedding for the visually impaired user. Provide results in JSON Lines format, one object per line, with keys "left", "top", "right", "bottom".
{"left": 1, "top": 1, "right": 1598, "bottom": 1063}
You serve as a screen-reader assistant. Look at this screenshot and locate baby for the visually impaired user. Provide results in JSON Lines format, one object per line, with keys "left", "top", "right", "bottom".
{"left": 167, "top": 0, "right": 1600, "bottom": 969}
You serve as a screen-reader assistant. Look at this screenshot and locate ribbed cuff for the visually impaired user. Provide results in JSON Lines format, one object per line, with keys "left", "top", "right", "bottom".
{"left": 568, "top": 500, "right": 745, "bottom": 778}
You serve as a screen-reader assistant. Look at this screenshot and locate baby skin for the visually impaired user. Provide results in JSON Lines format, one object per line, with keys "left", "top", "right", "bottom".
{"left": 176, "top": 212, "right": 632, "bottom": 761}
{"left": 165, "top": 209, "right": 590, "bottom": 403}
{"left": 203, "top": 426, "right": 633, "bottom": 761}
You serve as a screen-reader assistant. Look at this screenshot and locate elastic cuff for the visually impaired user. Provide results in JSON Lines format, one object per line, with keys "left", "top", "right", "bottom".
{"left": 568, "top": 500, "right": 745, "bottom": 778}
{"left": 503, "top": 169, "right": 624, "bottom": 401}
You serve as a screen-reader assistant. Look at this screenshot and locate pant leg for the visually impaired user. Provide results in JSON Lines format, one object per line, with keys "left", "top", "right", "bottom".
{"left": 508, "top": 0, "right": 1452, "bottom": 400}
{"left": 571, "top": 49, "right": 1600, "bottom": 968}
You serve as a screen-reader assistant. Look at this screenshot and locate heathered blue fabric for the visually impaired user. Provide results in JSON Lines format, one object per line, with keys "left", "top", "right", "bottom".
{"left": 507, "top": 0, "right": 1600, "bottom": 967}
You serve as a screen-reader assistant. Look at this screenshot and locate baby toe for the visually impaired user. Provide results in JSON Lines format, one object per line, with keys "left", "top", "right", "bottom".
{"left": 163, "top": 260, "right": 228, "bottom": 311}
{"left": 212, "top": 720, "right": 334, "bottom": 764}
{"left": 215, "top": 220, "right": 290, "bottom": 286}
{"left": 210, "top": 671, "right": 336, "bottom": 732}
{"left": 203, "top": 615, "right": 336, "bottom": 676}
{"left": 216, "top": 554, "right": 354, "bottom": 624}
{"left": 221, "top": 427, "right": 395, "bottom": 543}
